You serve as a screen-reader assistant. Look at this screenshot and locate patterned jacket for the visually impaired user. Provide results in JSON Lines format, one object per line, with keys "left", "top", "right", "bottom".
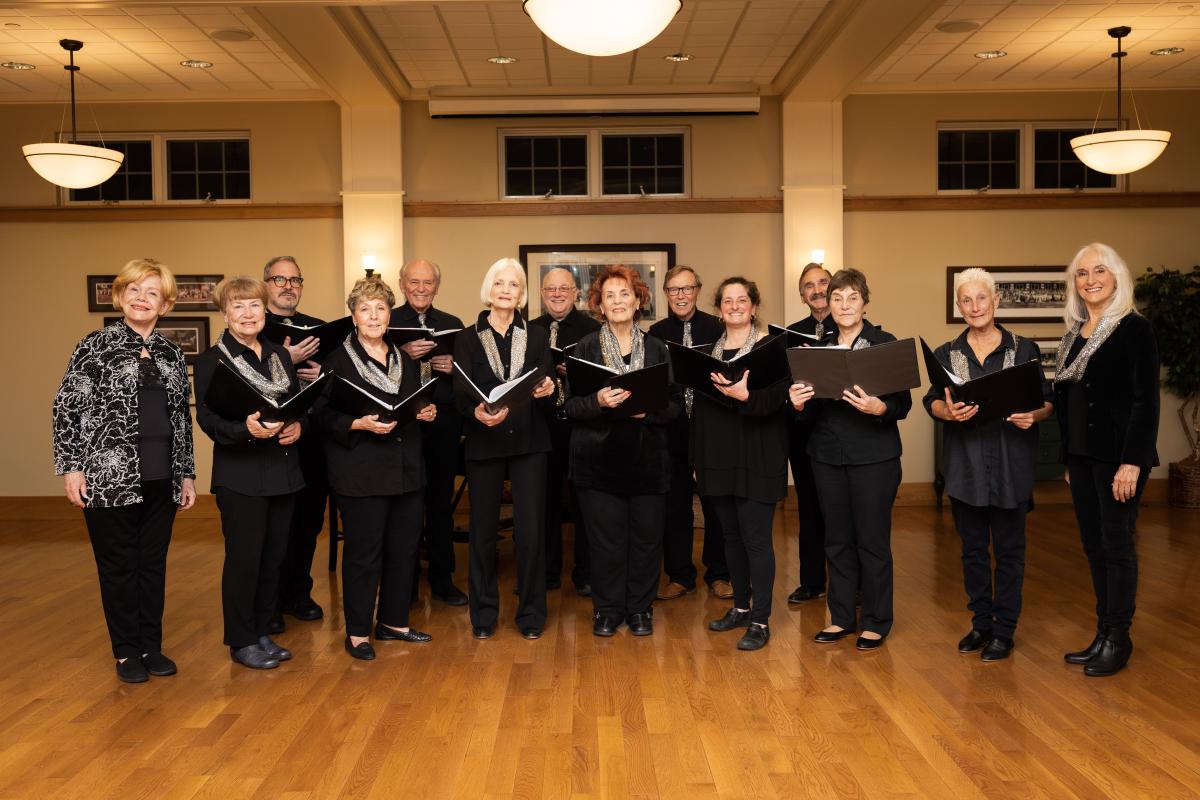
{"left": 53, "top": 321, "right": 196, "bottom": 507}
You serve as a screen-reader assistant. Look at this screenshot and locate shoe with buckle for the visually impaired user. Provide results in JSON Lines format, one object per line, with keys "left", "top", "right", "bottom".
{"left": 140, "top": 652, "right": 177, "bottom": 677}
{"left": 737, "top": 623, "right": 770, "bottom": 650}
{"left": 657, "top": 581, "right": 694, "bottom": 601}
{"left": 814, "top": 626, "right": 855, "bottom": 643}
{"left": 375, "top": 623, "right": 432, "bottom": 643}
{"left": 980, "top": 636, "right": 1014, "bottom": 662}
{"left": 231, "top": 644, "right": 279, "bottom": 670}
{"left": 627, "top": 611, "right": 653, "bottom": 636}
{"left": 958, "top": 629, "right": 993, "bottom": 653}
{"left": 257, "top": 636, "right": 293, "bottom": 662}
{"left": 708, "top": 608, "right": 752, "bottom": 632}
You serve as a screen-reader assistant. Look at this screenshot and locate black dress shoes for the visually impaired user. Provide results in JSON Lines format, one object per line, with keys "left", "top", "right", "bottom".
{"left": 267, "top": 612, "right": 286, "bottom": 635}
{"left": 521, "top": 627, "right": 543, "bottom": 640}
{"left": 1064, "top": 629, "right": 1107, "bottom": 664}
{"left": 576, "top": 583, "right": 593, "bottom": 598}
{"left": 981, "top": 636, "right": 1014, "bottom": 662}
{"left": 141, "top": 652, "right": 177, "bottom": 677}
{"left": 344, "top": 636, "right": 376, "bottom": 661}
{"left": 472, "top": 625, "right": 494, "bottom": 640}
{"left": 856, "top": 634, "right": 886, "bottom": 651}
{"left": 593, "top": 613, "right": 619, "bottom": 638}
{"left": 708, "top": 608, "right": 752, "bottom": 632}
{"left": 958, "top": 629, "right": 993, "bottom": 653}
{"left": 737, "top": 623, "right": 770, "bottom": 651}
{"left": 375, "top": 623, "right": 432, "bottom": 643}
{"left": 787, "top": 585, "right": 826, "bottom": 604}
{"left": 282, "top": 598, "right": 323, "bottom": 621}
{"left": 814, "top": 627, "right": 855, "bottom": 643}
{"left": 231, "top": 644, "right": 280, "bottom": 670}
{"left": 1084, "top": 628, "right": 1132, "bottom": 677}
{"left": 116, "top": 657, "right": 149, "bottom": 683}
{"left": 258, "top": 636, "right": 293, "bottom": 662}
{"left": 627, "top": 612, "right": 653, "bottom": 637}
{"left": 430, "top": 584, "right": 468, "bottom": 606}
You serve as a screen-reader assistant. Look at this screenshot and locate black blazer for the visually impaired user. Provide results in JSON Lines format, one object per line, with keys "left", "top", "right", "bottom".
{"left": 565, "top": 332, "right": 681, "bottom": 494}
{"left": 1055, "top": 313, "right": 1160, "bottom": 469}
{"left": 193, "top": 331, "right": 306, "bottom": 497}
{"left": 453, "top": 312, "right": 555, "bottom": 461}
{"left": 313, "top": 339, "right": 426, "bottom": 498}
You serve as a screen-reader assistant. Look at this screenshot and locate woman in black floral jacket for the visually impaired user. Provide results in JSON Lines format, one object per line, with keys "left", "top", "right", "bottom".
{"left": 53, "top": 258, "right": 196, "bottom": 684}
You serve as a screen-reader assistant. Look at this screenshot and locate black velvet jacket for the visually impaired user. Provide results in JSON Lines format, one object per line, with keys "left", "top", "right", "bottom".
{"left": 1054, "top": 313, "right": 1160, "bottom": 469}
{"left": 564, "top": 332, "right": 682, "bottom": 494}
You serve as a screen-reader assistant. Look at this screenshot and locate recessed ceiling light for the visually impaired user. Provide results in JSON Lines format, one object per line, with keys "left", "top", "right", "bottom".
{"left": 974, "top": 50, "right": 1007, "bottom": 60}
{"left": 664, "top": 52, "right": 693, "bottom": 62}
{"left": 210, "top": 28, "right": 254, "bottom": 42}
{"left": 2, "top": 61, "right": 35, "bottom": 70}
{"left": 936, "top": 20, "right": 980, "bottom": 34}
{"left": 180, "top": 59, "right": 213, "bottom": 69}
{"left": 487, "top": 55, "right": 517, "bottom": 64}
{"left": 1150, "top": 46, "right": 1185, "bottom": 56}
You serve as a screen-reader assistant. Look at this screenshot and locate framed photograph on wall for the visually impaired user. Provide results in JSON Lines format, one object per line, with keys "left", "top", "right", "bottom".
{"left": 519, "top": 243, "right": 676, "bottom": 321}
{"left": 86, "top": 275, "right": 116, "bottom": 312}
{"left": 946, "top": 266, "right": 1066, "bottom": 324}
{"left": 105, "top": 316, "right": 210, "bottom": 364}
{"left": 89, "top": 274, "right": 222, "bottom": 312}
{"left": 1031, "top": 337, "right": 1061, "bottom": 378}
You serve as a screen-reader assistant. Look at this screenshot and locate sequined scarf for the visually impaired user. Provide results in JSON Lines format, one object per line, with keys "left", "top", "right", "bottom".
{"left": 711, "top": 325, "right": 760, "bottom": 360}
{"left": 217, "top": 338, "right": 290, "bottom": 400}
{"left": 599, "top": 323, "right": 645, "bottom": 373}
{"left": 948, "top": 333, "right": 1018, "bottom": 383}
{"left": 1054, "top": 312, "right": 1128, "bottom": 385}
{"left": 479, "top": 318, "right": 527, "bottom": 381}
{"left": 344, "top": 333, "right": 402, "bottom": 394}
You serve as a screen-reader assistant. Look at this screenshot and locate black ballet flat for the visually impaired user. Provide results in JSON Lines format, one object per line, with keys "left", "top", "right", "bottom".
{"left": 344, "top": 636, "right": 376, "bottom": 661}
{"left": 375, "top": 623, "right": 432, "bottom": 643}
{"left": 856, "top": 634, "right": 886, "bottom": 651}
{"left": 814, "top": 627, "right": 855, "bottom": 643}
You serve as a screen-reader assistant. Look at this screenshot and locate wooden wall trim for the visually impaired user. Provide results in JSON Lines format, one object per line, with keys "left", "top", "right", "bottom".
{"left": 404, "top": 197, "right": 784, "bottom": 217}
{"left": 0, "top": 203, "right": 343, "bottom": 222}
{"left": 844, "top": 192, "right": 1200, "bottom": 212}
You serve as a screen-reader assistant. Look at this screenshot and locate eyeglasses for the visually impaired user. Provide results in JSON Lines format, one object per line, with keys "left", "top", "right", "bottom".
{"left": 267, "top": 276, "right": 304, "bottom": 288}
{"left": 543, "top": 285, "right": 575, "bottom": 294}
{"left": 664, "top": 285, "right": 698, "bottom": 297}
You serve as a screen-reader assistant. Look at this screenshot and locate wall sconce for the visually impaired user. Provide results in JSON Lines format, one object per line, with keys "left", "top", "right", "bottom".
{"left": 810, "top": 249, "right": 826, "bottom": 265}
{"left": 362, "top": 254, "right": 377, "bottom": 277}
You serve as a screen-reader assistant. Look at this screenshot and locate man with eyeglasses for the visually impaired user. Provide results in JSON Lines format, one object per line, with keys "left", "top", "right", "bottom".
{"left": 262, "top": 255, "right": 327, "bottom": 630}
{"left": 646, "top": 265, "right": 732, "bottom": 600}
{"left": 530, "top": 267, "right": 600, "bottom": 594}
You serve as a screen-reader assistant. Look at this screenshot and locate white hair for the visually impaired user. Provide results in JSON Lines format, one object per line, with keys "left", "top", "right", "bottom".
{"left": 1064, "top": 242, "right": 1136, "bottom": 324}
{"left": 479, "top": 257, "right": 527, "bottom": 307}
{"left": 400, "top": 259, "right": 441, "bottom": 285}
{"left": 953, "top": 267, "right": 996, "bottom": 299}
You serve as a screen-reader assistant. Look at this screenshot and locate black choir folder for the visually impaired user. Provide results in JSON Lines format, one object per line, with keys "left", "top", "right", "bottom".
{"left": 920, "top": 338, "right": 1044, "bottom": 425}
{"left": 566, "top": 358, "right": 670, "bottom": 419}
{"left": 329, "top": 376, "right": 436, "bottom": 426}
{"left": 550, "top": 343, "right": 578, "bottom": 367}
{"left": 261, "top": 316, "right": 354, "bottom": 363}
{"left": 204, "top": 360, "right": 329, "bottom": 425}
{"left": 453, "top": 364, "right": 545, "bottom": 414}
{"left": 386, "top": 327, "right": 461, "bottom": 359}
{"left": 786, "top": 338, "right": 921, "bottom": 399}
{"left": 667, "top": 333, "right": 789, "bottom": 400}
{"left": 767, "top": 323, "right": 827, "bottom": 348}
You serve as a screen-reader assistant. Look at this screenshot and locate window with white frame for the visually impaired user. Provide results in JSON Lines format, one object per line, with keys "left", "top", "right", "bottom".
{"left": 936, "top": 122, "right": 1120, "bottom": 193}
{"left": 498, "top": 126, "right": 689, "bottom": 199}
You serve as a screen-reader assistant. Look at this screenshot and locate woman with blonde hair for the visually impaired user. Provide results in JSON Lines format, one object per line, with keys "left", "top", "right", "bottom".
{"left": 53, "top": 258, "right": 197, "bottom": 683}
{"left": 1054, "top": 242, "right": 1159, "bottom": 677}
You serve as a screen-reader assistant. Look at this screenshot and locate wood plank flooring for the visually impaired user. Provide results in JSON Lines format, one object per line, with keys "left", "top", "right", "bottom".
{"left": 0, "top": 500, "right": 1197, "bottom": 799}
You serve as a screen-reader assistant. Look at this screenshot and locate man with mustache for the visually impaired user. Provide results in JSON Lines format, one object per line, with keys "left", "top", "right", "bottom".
{"left": 263, "top": 255, "right": 327, "bottom": 629}
{"left": 785, "top": 262, "right": 836, "bottom": 604}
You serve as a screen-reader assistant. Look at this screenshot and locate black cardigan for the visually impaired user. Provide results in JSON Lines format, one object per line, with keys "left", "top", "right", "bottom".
{"left": 1054, "top": 313, "right": 1160, "bottom": 469}
{"left": 313, "top": 339, "right": 426, "bottom": 498}
{"left": 564, "top": 332, "right": 682, "bottom": 494}
{"left": 193, "top": 331, "right": 307, "bottom": 497}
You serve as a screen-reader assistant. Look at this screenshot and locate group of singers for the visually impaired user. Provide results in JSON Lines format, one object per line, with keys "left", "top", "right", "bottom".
{"left": 53, "top": 241, "right": 1158, "bottom": 683}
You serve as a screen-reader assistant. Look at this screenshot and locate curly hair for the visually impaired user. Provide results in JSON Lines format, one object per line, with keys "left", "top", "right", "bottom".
{"left": 347, "top": 274, "right": 396, "bottom": 312}
{"left": 586, "top": 264, "right": 652, "bottom": 321}
{"left": 712, "top": 275, "right": 761, "bottom": 310}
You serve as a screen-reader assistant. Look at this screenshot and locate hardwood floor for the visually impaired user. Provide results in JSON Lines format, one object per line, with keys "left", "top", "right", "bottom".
{"left": 0, "top": 500, "right": 1197, "bottom": 799}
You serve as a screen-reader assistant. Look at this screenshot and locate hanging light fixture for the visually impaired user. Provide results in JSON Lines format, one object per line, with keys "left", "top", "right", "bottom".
{"left": 523, "top": 0, "right": 681, "bottom": 57}
{"left": 22, "top": 39, "right": 124, "bottom": 190}
{"left": 1070, "top": 26, "right": 1171, "bottom": 175}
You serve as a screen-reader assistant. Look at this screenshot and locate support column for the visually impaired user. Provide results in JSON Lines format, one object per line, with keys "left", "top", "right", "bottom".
{"left": 340, "top": 103, "right": 404, "bottom": 294}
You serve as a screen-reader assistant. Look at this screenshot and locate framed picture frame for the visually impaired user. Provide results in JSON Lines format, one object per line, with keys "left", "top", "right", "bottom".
{"left": 88, "top": 274, "right": 222, "bottom": 312}
{"left": 519, "top": 243, "right": 676, "bottom": 321}
{"left": 1031, "top": 337, "right": 1061, "bottom": 378}
{"left": 946, "top": 266, "right": 1066, "bottom": 324}
{"left": 104, "top": 315, "right": 210, "bottom": 364}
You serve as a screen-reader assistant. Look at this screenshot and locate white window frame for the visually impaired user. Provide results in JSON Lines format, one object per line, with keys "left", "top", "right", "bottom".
{"left": 936, "top": 121, "right": 1124, "bottom": 195}
{"left": 61, "top": 131, "right": 252, "bottom": 206}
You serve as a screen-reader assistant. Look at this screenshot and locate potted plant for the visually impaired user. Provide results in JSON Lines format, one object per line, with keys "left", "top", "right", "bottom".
{"left": 1135, "top": 265, "right": 1200, "bottom": 507}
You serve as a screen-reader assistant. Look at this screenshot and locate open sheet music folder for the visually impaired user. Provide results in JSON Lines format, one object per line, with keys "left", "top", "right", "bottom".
{"left": 261, "top": 316, "right": 354, "bottom": 363}
{"left": 565, "top": 358, "right": 670, "bottom": 419}
{"left": 453, "top": 364, "right": 545, "bottom": 414}
{"left": 786, "top": 338, "right": 921, "bottom": 399}
{"left": 919, "top": 338, "right": 1045, "bottom": 425}
{"left": 203, "top": 360, "right": 329, "bottom": 425}
{"left": 667, "top": 334, "right": 789, "bottom": 400}
{"left": 328, "top": 375, "right": 437, "bottom": 426}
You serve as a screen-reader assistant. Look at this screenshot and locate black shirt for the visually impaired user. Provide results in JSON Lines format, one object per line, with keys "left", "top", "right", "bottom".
{"left": 787, "top": 313, "right": 837, "bottom": 343}
{"left": 390, "top": 303, "right": 465, "bottom": 406}
{"left": 530, "top": 307, "right": 601, "bottom": 349}
{"left": 647, "top": 309, "right": 726, "bottom": 456}
{"left": 136, "top": 355, "right": 172, "bottom": 482}
{"left": 1065, "top": 335, "right": 1090, "bottom": 457}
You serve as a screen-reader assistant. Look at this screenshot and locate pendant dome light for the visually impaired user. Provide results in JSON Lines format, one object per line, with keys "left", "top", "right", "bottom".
{"left": 522, "top": 0, "right": 682, "bottom": 57}
{"left": 1070, "top": 26, "right": 1171, "bottom": 175}
{"left": 22, "top": 39, "right": 124, "bottom": 190}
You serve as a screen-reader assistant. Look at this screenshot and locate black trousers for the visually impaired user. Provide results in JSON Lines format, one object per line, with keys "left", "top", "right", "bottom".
{"left": 418, "top": 405, "right": 461, "bottom": 590}
{"left": 1066, "top": 455, "right": 1148, "bottom": 630}
{"left": 466, "top": 452, "right": 547, "bottom": 629}
{"left": 950, "top": 498, "right": 1028, "bottom": 638}
{"left": 708, "top": 495, "right": 777, "bottom": 625}
{"left": 813, "top": 458, "right": 900, "bottom": 636}
{"left": 545, "top": 418, "right": 590, "bottom": 587}
{"left": 789, "top": 429, "right": 827, "bottom": 591}
{"left": 337, "top": 492, "right": 423, "bottom": 637}
{"left": 578, "top": 489, "right": 664, "bottom": 617}
{"left": 663, "top": 449, "right": 728, "bottom": 587}
{"left": 215, "top": 488, "right": 296, "bottom": 649}
{"left": 278, "top": 444, "right": 327, "bottom": 607}
{"left": 83, "top": 480, "right": 177, "bottom": 660}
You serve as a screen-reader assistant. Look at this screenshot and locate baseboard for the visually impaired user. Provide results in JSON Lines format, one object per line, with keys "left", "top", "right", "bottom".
{"left": 0, "top": 494, "right": 219, "bottom": 520}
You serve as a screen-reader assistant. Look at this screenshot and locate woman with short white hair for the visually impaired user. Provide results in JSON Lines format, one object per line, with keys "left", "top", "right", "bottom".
{"left": 452, "top": 258, "right": 557, "bottom": 640}
{"left": 923, "top": 267, "right": 1054, "bottom": 662}
{"left": 1054, "top": 242, "right": 1159, "bottom": 677}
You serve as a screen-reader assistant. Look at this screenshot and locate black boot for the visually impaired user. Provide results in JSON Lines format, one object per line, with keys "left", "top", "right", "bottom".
{"left": 1064, "top": 628, "right": 1107, "bottom": 664}
{"left": 1084, "top": 628, "right": 1132, "bottom": 677}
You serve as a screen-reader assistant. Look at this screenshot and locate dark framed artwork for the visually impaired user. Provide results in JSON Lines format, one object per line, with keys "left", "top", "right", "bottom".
{"left": 1031, "top": 337, "right": 1061, "bottom": 378}
{"left": 104, "top": 315, "right": 210, "bottom": 364}
{"left": 519, "top": 243, "right": 676, "bottom": 321}
{"left": 89, "top": 274, "right": 222, "bottom": 312}
{"left": 946, "top": 266, "right": 1067, "bottom": 324}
